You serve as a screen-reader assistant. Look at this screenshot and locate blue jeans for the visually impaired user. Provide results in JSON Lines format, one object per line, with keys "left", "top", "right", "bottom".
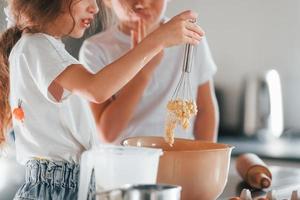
{"left": 14, "top": 160, "right": 95, "bottom": 200}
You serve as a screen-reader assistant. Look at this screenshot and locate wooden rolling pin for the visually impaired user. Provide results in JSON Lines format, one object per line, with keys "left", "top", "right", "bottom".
{"left": 236, "top": 153, "right": 272, "bottom": 189}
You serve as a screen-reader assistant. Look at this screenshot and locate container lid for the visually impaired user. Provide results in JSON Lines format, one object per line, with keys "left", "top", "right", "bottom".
{"left": 90, "top": 144, "right": 163, "bottom": 156}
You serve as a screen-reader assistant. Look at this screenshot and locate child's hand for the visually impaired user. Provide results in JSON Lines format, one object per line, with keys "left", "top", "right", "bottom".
{"left": 131, "top": 18, "right": 146, "bottom": 48}
{"left": 150, "top": 10, "right": 205, "bottom": 48}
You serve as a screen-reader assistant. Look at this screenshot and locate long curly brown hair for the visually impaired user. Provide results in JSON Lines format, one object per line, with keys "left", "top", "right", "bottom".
{"left": 0, "top": 0, "right": 108, "bottom": 144}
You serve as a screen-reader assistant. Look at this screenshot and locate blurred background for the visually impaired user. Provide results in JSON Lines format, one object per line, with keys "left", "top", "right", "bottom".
{"left": 1, "top": 0, "right": 300, "bottom": 199}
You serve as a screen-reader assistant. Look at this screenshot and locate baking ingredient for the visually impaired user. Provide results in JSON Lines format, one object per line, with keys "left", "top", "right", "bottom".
{"left": 165, "top": 99, "right": 197, "bottom": 146}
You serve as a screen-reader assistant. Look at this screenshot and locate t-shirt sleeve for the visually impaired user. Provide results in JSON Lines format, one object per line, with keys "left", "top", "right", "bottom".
{"left": 192, "top": 37, "right": 217, "bottom": 85}
{"left": 79, "top": 39, "right": 108, "bottom": 74}
{"left": 23, "top": 34, "right": 80, "bottom": 103}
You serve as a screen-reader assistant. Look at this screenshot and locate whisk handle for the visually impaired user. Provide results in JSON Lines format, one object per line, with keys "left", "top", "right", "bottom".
{"left": 183, "top": 43, "right": 194, "bottom": 73}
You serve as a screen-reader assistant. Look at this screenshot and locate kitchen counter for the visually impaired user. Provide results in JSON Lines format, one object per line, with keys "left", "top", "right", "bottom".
{"left": 218, "top": 158, "right": 300, "bottom": 199}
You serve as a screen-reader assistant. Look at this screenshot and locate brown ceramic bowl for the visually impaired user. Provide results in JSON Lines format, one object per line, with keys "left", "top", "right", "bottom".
{"left": 122, "top": 136, "right": 234, "bottom": 200}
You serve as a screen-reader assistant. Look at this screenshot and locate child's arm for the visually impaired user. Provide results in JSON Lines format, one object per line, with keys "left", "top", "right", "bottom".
{"left": 193, "top": 80, "right": 219, "bottom": 142}
{"left": 55, "top": 11, "right": 203, "bottom": 104}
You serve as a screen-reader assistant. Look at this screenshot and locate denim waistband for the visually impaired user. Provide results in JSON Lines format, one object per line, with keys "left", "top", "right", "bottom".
{"left": 25, "top": 159, "right": 80, "bottom": 189}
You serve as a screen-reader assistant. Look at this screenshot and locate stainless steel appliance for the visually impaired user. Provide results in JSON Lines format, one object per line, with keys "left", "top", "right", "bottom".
{"left": 96, "top": 184, "right": 181, "bottom": 200}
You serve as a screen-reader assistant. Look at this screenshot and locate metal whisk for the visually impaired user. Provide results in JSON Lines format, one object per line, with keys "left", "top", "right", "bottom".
{"left": 165, "top": 42, "right": 198, "bottom": 146}
{"left": 172, "top": 43, "right": 194, "bottom": 101}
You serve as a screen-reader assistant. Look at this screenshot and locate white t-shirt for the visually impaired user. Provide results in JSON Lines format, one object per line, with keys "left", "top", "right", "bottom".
{"left": 79, "top": 25, "right": 217, "bottom": 144}
{"left": 9, "top": 33, "right": 99, "bottom": 164}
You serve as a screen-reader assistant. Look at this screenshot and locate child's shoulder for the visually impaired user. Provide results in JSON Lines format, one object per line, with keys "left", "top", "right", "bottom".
{"left": 22, "top": 33, "right": 55, "bottom": 43}
{"left": 18, "top": 33, "right": 63, "bottom": 51}
{"left": 10, "top": 33, "right": 68, "bottom": 64}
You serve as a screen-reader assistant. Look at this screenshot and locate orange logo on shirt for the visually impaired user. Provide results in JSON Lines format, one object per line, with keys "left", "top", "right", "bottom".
{"left": 13, "top": 99, "right": 25, "bottom": 122}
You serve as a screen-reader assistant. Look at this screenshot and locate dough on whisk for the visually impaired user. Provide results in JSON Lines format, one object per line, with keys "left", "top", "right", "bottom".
{"left": 164, "top": 99, "right": 197, "bottom": 146}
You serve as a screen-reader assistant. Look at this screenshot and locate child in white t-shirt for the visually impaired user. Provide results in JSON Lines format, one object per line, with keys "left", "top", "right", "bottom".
{"left": 80, "top": 0, "right": 219, "bottom": 144}
{"left": 0, "top": 0, "right": 204, "bottom": 199}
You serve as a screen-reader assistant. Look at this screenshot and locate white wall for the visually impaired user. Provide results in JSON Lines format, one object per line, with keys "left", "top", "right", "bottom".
{"left": 166, "top": 0, "right": 300, "bottom": 131}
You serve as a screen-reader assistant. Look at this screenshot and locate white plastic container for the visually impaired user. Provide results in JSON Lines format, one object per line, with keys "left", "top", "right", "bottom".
{"left": 78, "top": 145, "right": 163, "bottom": 200}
